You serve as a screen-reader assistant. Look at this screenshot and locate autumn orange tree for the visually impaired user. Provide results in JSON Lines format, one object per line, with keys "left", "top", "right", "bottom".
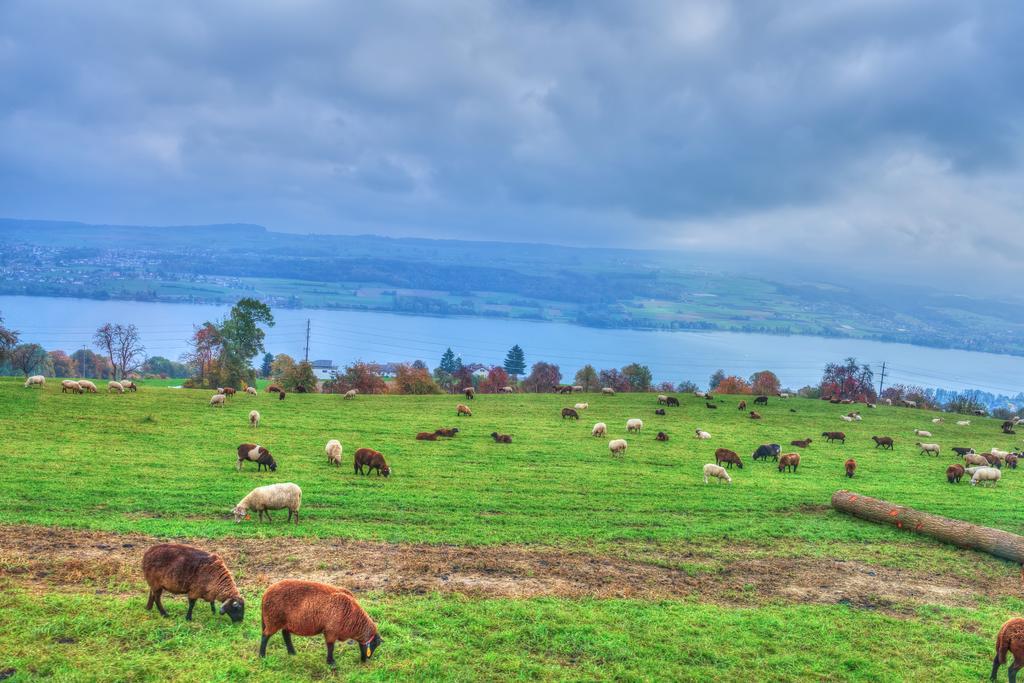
{"left": 715, "top": 375, "right": 751, "bottom": 394}
{"left": 749, "top": 370, "right": 781, "bottom": 395}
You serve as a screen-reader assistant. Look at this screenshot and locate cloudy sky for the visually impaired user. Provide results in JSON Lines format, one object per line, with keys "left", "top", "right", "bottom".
{"left": 1, "top": 1, "right": 1022, "bottom": 283}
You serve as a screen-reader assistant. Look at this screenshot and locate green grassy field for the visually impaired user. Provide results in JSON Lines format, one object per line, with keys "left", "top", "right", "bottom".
{"left": 1, "top": 377, "right": 1022, "bottom": 681}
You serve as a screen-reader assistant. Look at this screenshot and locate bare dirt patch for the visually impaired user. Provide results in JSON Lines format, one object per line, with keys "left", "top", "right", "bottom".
{"left": 0, "top": 525, "right": 1016, "bottom": 613}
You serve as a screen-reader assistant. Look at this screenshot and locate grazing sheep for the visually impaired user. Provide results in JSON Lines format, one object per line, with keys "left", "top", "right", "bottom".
{"left": 866, "top": 402, "right": 876, "bottom": 408}
{"left": 982, "top": 453, "right": 1003, "bottom": 468}
{"left": 706, "top": 402, "right": 718, "bottom": 410}
{"left": 142, "top": 543, "right": 245, "bottom": 623}
{"left": 946, "top": 464, "right": 965, "bottom": 483}
{"left": 557, "top": 385, "right": 573, "bottom": 394}
{"left": 233, "top": 483, "right": 302, "bottom": 524}
{"left": 626, "top": 418, "right": 643, "bottom": 433}
{"left": 703, "top": 463, "right": 732, "bottom": 484}
{"left": 217, "top": 387, "right": 225, "bottom": 394}
{"left": 840, "top": 415, "right": 854, "bottom": 422}
{"left": 602, "top": 387, "right": 615, "bottom": 395}
{"left": 210, "top": 394, "right": 226, "bottom": 407}
{"left": 778, "top": 392, "right": 790, "bottom": 399}
{"left": 738, "top": 400, "right": 747, "bottom": 411}
{"left": 78, "top": 380, "right": 97, "bottom": 393}
{"left": 916, "top": 442, "right": 940, "bottom": 456}
{"left": 24, "top": 375, "right": 45, "bottom": 388}
{"left": 752, "top": 444, "right": 781, "bottom": 462}
{"left": 655, "top": 408, "right": 666, "bottom": 416}
{"left": 845, "top": 459, "right": 856, "bottom": 478}
{"left": 490, "top": 432, "right": 512, "bottom": 443}
{"left": 464, "top": 387, "right": 475, "bottom": 400}
{"left": 952, "top": 447, "right": 975, "bottom": 457}
{"left": 246, "top": 386, "right": 257, "bottom": 395}
{"left": 964, "top": 453, "right": 990, "bottom": 467}
{"left": 778, "top": 453, "right": 800, "bottom": 473}
{"left": 971, "top": 467, "right": 1001, "bottom": 487}
{"left": 572, "top": 385, "right": 584, "bottom": 392}
{"left": 791, "top": 438, "right": 813, "bottom": 448}
{"left": 1002, "top": 420, "right": 1016, "bottom": 431}
{"left": 456, "top": 404, "right": 472, "bottom": 417}
{"left": 608, "top": 438, "right": 628, "bottom": 455}
{"left": 991, "top": 617, "right": 1024, "bottom": 683}
{"left": 872, "top": 436, "right": 894, "bottom": 449}
{"left": 122, "top": 380, "right": 138, "bottom": 391}
{"left": 61, "top": 380, "right": 82, "bottom": 394}
{"left": 354, "top": 448, "right": 390, "bottom": 476}
{"left": 279, "top": 390, "right": 286, "bottom": 401}
{"left": 932, "top": 417, "right": 944, "bottom": 424}
{"left": 754, "top": 396, "right": 768, "bottom": 405}
{"left": 592, "top": 422, "right": 608, "bottom": 437}
{"left": 1006, "top": 454, "right": 1019, "bottom": 469}
{"left": 715, "top": 448, "right": 743, "bottom": 469}
{"left": 913, "top": 429, "right": 932, "bottom": 437}
{"left": 434, "top": 428, "right": 460, "bottom": 438}
{"left": 965, "top": 466, "right": 987, "bottom": 476}
{"left": 344, "top": 389, "right": 358, "bottom": 400}
{"left": 499, "top": 386, "right": 514, "bottom": 393}
{"left": 259, "top": 579, "right": 382, "bottom": 666}
{"left": 249, "top": 410, "right": 260, "bottom": 428}
{"left": 108, "top": 380, "right": 124, "bottom": 393}
{"left": 223, "top": 387, "right": 237, "bottom": 397}
{"left": 821, "top": 432, "right": 846, "bottom": 444}
{"left": 956, "top": 420, "right": 970, "bottom": 426}
{"left": 749, "top": 411, "right": 762, "bottom": 420}
{"left": 666, "top": 397, "right": 680, "bottom": 407}
{"left": 416, "top": 432, "right": 438, "bottom": 441}
{"left": 992, "top": 448, "right": 1010, "bottom": 459}
{"left": 1004, "top": 426, "right": 1017, "bottom": 435}
{"left": 657, "top": 395, "right": 668, "bottom": 405}
{"left": 655, "top": 431, "right": 669, "bottom": 442}
{"left": 325, "top": 439, "right": 343, "bottom": 465}
{"left": 902, "top": 400, "right": 918, "bottom": 409}
{"left": 268, "top": 385, "right": 282, "bottom": 393}
{"left": 561, "top": 408, "right": 580, "bottom": 420}
{"left": 236, "top": 443, "right": 277, "bottom": 472}
{"left": 574, "top": 402, "right": 589, "bottom": 411}
{"left": 695, "top": 429, "right": 711, "bottom": 440}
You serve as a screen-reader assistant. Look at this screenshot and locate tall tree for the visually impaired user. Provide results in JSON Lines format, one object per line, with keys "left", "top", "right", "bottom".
{"left": 574, "top": 364, "right": 599, "bottom": 392}
{"left": 439, "top": 347, "right": 460, "bottom": 374}
{"left": 479, "top": 366, "right": 510, "bottom": 393}
{"left": 749, "top": 370, "right": 781, "bottom": 396}
{"left": 598, "top": 368, "right": 627, "bottom": 392}
{"left": 716, "top": 375, "right": 751, "bottom": 394}
{"left": 820, "top": 357, "right": 875, "bottom": 401}
{"left": 260, "top": 352, "right": 274, "bottom": 378}
{"left": 10, "top": 343, "right": 48, "bottom": 377}
{"left": 216, "top": 298, "right": 275, "bottom": 386}
{"left": 72, "top": 349, "right": 113, "bottom": 378}
{"left": 522, "top": 361, "right": 561, "bottom": 393}
{"left": 621, "top": 363, "right": 653, "bottom": 392}
{"left": 393, "top": 363, "right": 442, "bottom": 394}
{"left": 48, "top": 350, "right": 77, "bottom": 377}
{"left": 93, "top": 323, "right": 145, "bottom": 380}
{"left": 503, "top": 344, "right": 526, "bottom": 378}
{"left": 709, "top": 369, "right": 726, "bottom": 391}
{"left": 183, "top": 323, "right": 223, "bottom": 386}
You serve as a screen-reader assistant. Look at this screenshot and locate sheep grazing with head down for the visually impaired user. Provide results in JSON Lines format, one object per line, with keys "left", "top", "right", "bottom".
{"left": 737, "top": 400, "right": 747, "bottom": 411}
{"left": 715, "top": 448, "right": 743, "bottom": 469}
{"left": 845, "top": 459, "right": 856, "bottom": 478}
{"left": 78, "top": 380, "right": 98, "bottom": 393}
{"left": 210, "top": 394, "right": 226, "bottom": 407}
{"left": 666, "top": 397, "right": 680, "bottom": 407}
{"left": 142, "top": 543, "right": 245, "bottom": 623}
{"left": 24, "top": 375, "right": 45, "bottom": 388}
{"left": 656, "top": 431, "right": 669, "bottom": 442}
{"left": 1006, "top": 454, "right": 1019, "bottom": 470}
{"left": 964, "top": 452, "right": 990, "bottom": 468}
{"left": 61, "top": 380, "right": 82, "bottom": 394}
{"left": 246, "top": 386, "right": 257, "bottom": 396}
{"left": 608, "top": 439, "right": 628, "bottom": 456}
{"left": 223, "top": 387, "right": 237, "bottom": 397}
{"left": 236, "top": 443, "right": 277, "bottom": 472}
{"left": 354, "top": 448, "right": 390, "bottom": 476}
{"left": 260, "top": 579, "right": 382, "bottom": 666}
{"left": 122, "top": 380, "right": 138, "bottom": 392}
{"left": 626, "top": 418, "right": 643, "bottom": 433}
{"left": 602, "top": 387, "right": 615, "bottom": 395}
{"left": 752, "top": 444, "right": 781, "bottom": 462}
{"left": 971, "top": 467, "right": 1001, "bottom": 487}
{"left": 434, "top": 428, "right": 460, "bottom": 438}
{"left": 416, "top": 431, "right": 438, "bottom": 441}
{"left": 991, "top": 617, "right": 1024, "bottom": 683}
{"left": 233, "top": 483, "right": 302, "bottom": 524}
{"left": 695, "top": 429, "right": 711, "bottom": 440}
{"left": 657, "top": 395, "right": 668, "bottom": 405}
{"left": 344, "top": 389, "right": 358, "bottom": 400}
{"left": 592, "top": 422, "right": 607, "bottom": 437}
{"left": 703, "top": 463, "right": 731, "bottom": 485}
{"left": 946, "top": 464, "right": 965, "bottom": 483}
{"left": 108, "top": 381, "right": 124, "bottom": 393}
{"left": 778, "top": 453, "right": 800, "bottom": 473}
{"left": 491, "top": 432, "right": 512, "bottom": 443}
{"left": 325, "top": 439, "right": 343, "bottom": 465}
{"left": 561, "top": 408, "right": 580, "bottom": 420}
{"left": 456, "top": 404, "right": 472, "bottom": 417}
{"left": 249, "top": 410, "right": 260, "bottom": 429}
{"left": 268, "top": 385, "right": 282, "bottom": 393}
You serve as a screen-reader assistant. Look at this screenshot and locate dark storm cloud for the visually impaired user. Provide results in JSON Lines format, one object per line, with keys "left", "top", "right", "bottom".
{"left": 1, "top": 1, "right": 1022, "bottom": 282}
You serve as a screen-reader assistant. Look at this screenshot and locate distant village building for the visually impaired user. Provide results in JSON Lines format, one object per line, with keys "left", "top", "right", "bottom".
{"left": 311, "top": 359, "right": 337, "bottom": 380}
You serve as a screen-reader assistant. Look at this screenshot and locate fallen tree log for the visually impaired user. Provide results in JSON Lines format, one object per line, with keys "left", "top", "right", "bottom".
{"left": 831, "top": 490, "right": 1024, "bottom": 564}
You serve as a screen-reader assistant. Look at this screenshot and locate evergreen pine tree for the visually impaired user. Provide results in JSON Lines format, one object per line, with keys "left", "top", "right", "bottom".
{"left": 503, "top": 344, "right": 526, "bottom": 378}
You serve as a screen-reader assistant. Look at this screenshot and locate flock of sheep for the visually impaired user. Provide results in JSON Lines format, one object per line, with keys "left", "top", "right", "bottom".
{"left": 23, "top": 375, "right": 139, "bottom": 393}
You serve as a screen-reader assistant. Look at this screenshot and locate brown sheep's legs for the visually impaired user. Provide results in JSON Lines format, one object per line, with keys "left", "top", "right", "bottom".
{"left": 281, "top": 630, "right": 296, "bottom": 655}
{"left": 149, "top": 589, "right": 169, "bottom": 617}
{"left": 1011, "top": 662, "right": 1021, "bottom": 683}
{"left": 210, "top": 601, "right": 216, "bottom": 615}
{"left": 991, "top": 655, "right": 1000, "bottom": 681}
{"left": 186, "top": 598, "right": 197, "bottom": 621}
{"left": 259, "top": 633, "right": 271, "bottom": 657}
{"left": 326, "top": 640, "right": 335, "bottom": 666}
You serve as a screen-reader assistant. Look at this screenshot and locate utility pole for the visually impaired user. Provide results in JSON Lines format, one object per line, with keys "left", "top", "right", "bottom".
{"left": 878, "top": 361, "right": 887, "bottom": 398}
{"left": 301, "top": 319, "right": 309, "bottom": 362}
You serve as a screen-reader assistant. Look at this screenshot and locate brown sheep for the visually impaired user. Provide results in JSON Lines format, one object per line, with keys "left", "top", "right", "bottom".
{"left": 142, "top": 543, "right": 245, "bottom": 623}
{"left": 737, "top": 400, "right": 747, "bottom": 411}
{"left": 1007, "top": 454, "right": 1019, "bottom": 470}
{"left": 354, "top": 448, "right": 390, "bottom": 477}
{"left": 464, "top": 387, "right": 475, "bottom": 400}
{"left": 236, "top": 443, "right": 277, "bottom": 472}
{"left": 791, "top": 438, "right": 813, "bottom": 448}
{"left": 778, "top": 453, "right": 800, "bottom": 473}
{"left": 946, "top": 464, "right": 965, "bottom": 483}
{"left": 223, "top": 387, "right": 236, "bottom": 397}
{"left": 706, "top": 402, "right": 718, "bottom": 410}
{"left": 821, "top": 431, "right": 846, "bottom": 444}
{"left": 656, "top": 431, "right": 669, "bottom": 441}
{"left": 490, "top": 432, "right": 512, "bottom": 443}
{"left": 749, "top": 411, "right": 762, "bottom": 420}
{"left": 279, "top": 390, "right": 286, "bottom": 401}
{"left": 434, "top": 428, "right": 460, "bottom": 438}
{"left": 872, "top": 435, "right": 894, "bottom": 449}
{"left": 268, "top": 385, "right": 282, "bottom": 393}
{"left": 982, "top": 453, "right": 1003, "bottom": 468}
{"left": 415, "top": 432, "right": 438, "bottom": 441}
{"left": 845, "top": 459, "right": 856, "bottom": 478}
{"left": 991, "top": 617, "right": 1024, "bottom": 682}
{"left": 456, "top": 404, "right": 472, "bottom": 417}
{"left": 260, "top": 579, "right": 381, "bottom": 666}
{"left": 714, "top": 448, "right": 743, "bottom": 469}
{"left": 561, "top": 408, "right": 579, "bottom": 420}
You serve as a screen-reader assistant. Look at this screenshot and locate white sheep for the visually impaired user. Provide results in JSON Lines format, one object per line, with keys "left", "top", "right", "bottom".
{"left": 608, "top": 438, "right": 628, "bottom": 455}
{"left": 344, "top": 389, "right": 357, "bottom": 399}
{"left": 626, "top": 418, "right": 643, "bottom": 433}
{"left": 971, "top": 467, "right": 1001, "bottom": 487}
{"left": 884, "top": 398, "right": 893, "bottom": 406}
{"left": 591, "top": 422, "right": 607, "bottom": 437}
{"left": 24, "top": 375, "right": 45, "bottom": 388}
{"left": 956, "top": 420, "right": 971, "bottom": 426}
{"left": 499, "top": 386, "right": 514, "bottom": 393}
{"left": 703, "top": 463, "right": 732, "bottom": 485}
{"left": 78, "top": 380, "right": 97, "bottom": 393}
{"left": 325, "top": 439, "right": 343, "bottom": 465}
{"left": 964, "top": 466, "right": 987, "bottom": 476}
{"left": 695, "top": 429, "right": 711, "bottom": 440}
{"left": 916, "top": 442, "right": 940, "bottom": 456}
{"left": 249, "top": 410, "right": 260, "bottom": 428}
{"left": 840, "top": 415, "right": 853, "bottom": 422}
{"left": 694, "top": 391, "right": 707, "bottom": 398}
{"left": 932, "top": 418, "right": 944, "bottom": 424}
{"left": 107, "top": 381, "right": 124, "bottom": 393}
{"left": 61, "top": 380, "right": 82, "bottom": 394}
{"left": 574, "top": 402, "right": 589, "bottom": 411}
{"left": 210, "top": 394, "right": 226, "bottom": 407}
{"left": 850, "top": 412, "right": 862, "bottom": 421}
{"left": 233, "top": 482, "right": 302, "bottom": 523}
{"left": 217, "top": 387, "right": 225, "bottom": 394}
{"left": 246, "top": 386, "right": 257, "bottom": 396}
{"left": 991, "top": 448, "right": 1010, "bottom": 458}
{"left": 913, "top": 429, "right": 932, "bottom": 437}
{"left": 602, "top": 387, "right": 615, "bottom": 395}
{"left": 657, "top": 395, "right": 668, "bottom": 404}
{"left": 778, "top": 392, "right": 790, "bottom": 399}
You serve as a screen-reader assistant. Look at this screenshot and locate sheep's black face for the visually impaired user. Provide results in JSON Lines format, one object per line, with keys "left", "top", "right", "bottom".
{"left": 360, "top": 633, "right": 383, "bottom": 661}
{"left": 220, "top": 598, "right": 245, "bottom": 623}
{"left": 381, "top": 466, "right": 391, "bottom": 477}
{"left": 268, "top": 461, "right": 277, "bottom": 472}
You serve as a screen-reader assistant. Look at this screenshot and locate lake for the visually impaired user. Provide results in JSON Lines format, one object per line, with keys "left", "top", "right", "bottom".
{"left": 1, "top": 295, "right": 1022, "bottom": 395}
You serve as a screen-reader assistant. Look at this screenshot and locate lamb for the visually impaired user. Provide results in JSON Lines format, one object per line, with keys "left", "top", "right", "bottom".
{"left": 738, "top": 400, "right": 747, "bottom": 411}
{"left": 608, "top": 438, "right": 628, "bottom": 455}
{"left": 592, "top": 422, "right": 608, "bottom": 437}
{"left": 971, "top": 467, "right": 1001, "bottom": 487}
{"left": 752, "top": 444, "right": 781, "bottom": 462}
{"left": 456, "top": 404, "right": 472, "bottom": 417}
{"left": 574, "top": 402, "right": 589, "bottom": 411}
{"left": 434, "top": 428, "right": 460, "bottom": 438}
{"left": 916, "top": 442, "right": 940, "bottom": 456}
{"left": 246, "top": 386, "right": 257, "bottom": 395}
{"left": 714, "top": 448, "right": 743, "bottom": 469}
{"left": 749, "top": 411, "right": 762, "bottom": 420}
{"left": 416, "top": 431, "right": 438, "bottom": 441}
{"left": 791, "top": 438, "right": 813, "bottom": 448}
{"left": 233, "top": 482, "right": 302, "bottom": 524}
{"left": 626, "top": 418, "right": 643, "bottom": 433}
{"left": 464, "top": 387, "right": 475, "bottom": 400}
{"left": 778, "top": 453, "right": 800, "bottom": 473}
{"left": 703, "top": 463, "right": 732, "bottom": 484}
{"left": 845, "top": 459, "right": 856, "bottom": 478}
{"left": 946, "top": 464, "right": 965, "bottom": 483}
{"left": 107, "top": 380, "right": 124, "bottom": 393}
{"left": 706, "top": 402, "right": 718, "bottom": 410}
{"left": 991, "top": 617, "right": 1024, "bottom": 683}
{"left": 964, "top": 453, "right": 990, "bottom": 467}
{"left": 491, "top": 432, "right": 512, "bottom": 443}
{"left": 24, "top": 375, "right": 45, "bottom": 388}
{"left": 259, "top": 579, "right": 382, "bottom": 666}
{"left": 210, "top": 394, "right": 226, "bottom": 407}
{"left": 354, "top": 448, "right": 390, "bottom": 476}
{"left": 655, "top": 408, "right": 666, "bottom": 415}
{"left": 344, "top": 389, "right": 358, "bottom": 399}
{"left": 655, "top": 431, "right": 669, "bottom": 441}
{"left": 78, "top": 380, "right": 97, "bottom": 393}
{"left": 61, "top": 380, "right": 82, "bottom": 394}
{"left": 236, "top": 443, "right": 277, "bottom": 472}
{"left": 821, "top": 432, "right": 846, "bottom": 444}
{"left": 952, "top": 447, "right": 975, "bottom": 457}
{"left": 142, "top": 543, "right": 245, "bottom": 623}
{"left": 602, "top": 387, "right": 615, "bottom": 395}
{"left": 561, "top": 408, "right": 580, "bottom": 420}
{"left": 666, "top": 397, "right": 680, "bottom": 407}
{"left": 913, "top": 429, "right": 932, "bottom": 437}
{"left": 695, "top": 429, "right": 711, "bottom": 440}
{"left": 249, "top": 410, "right": 260, "bottom": 428}
{"left": 872, "top": 436, "right": 894, "bottom": 449}
{"left": 956, "top": 420, "right": 971, "bottom": 426}
{"left": 326, "top": 439, "right": 343, "bottom": 465}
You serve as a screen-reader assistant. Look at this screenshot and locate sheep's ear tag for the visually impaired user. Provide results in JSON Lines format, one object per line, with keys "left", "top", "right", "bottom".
{"left": 245, "top": 514, "right": 251, "bottom": 520}
{"left": 366, "top": 647, "right": 373, "bottom": 658}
